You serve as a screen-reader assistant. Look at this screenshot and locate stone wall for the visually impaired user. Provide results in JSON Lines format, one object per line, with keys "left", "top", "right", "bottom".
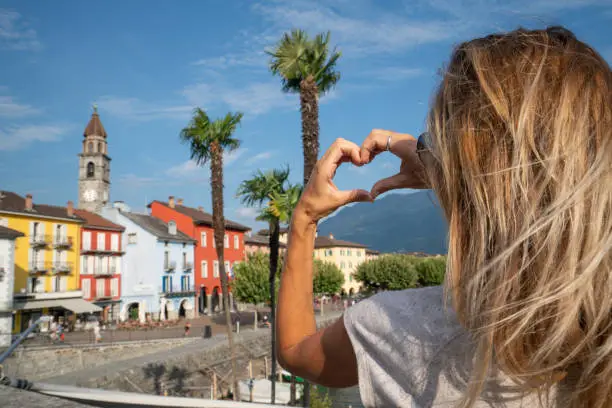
{"left": 3, "top": 337, "right": 196, "bottom": 380}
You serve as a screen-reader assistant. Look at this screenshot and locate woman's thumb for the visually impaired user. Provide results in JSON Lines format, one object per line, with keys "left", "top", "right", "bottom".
{"left": 371, "top": 173, "right": 406, "bottom": 198}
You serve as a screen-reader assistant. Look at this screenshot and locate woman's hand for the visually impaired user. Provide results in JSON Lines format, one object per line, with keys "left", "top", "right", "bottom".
{"left": 360, "top": 129, "right": 430, "bottom": 197}
{"left": 295, "top": 138, "right": 373, "bottom": 224}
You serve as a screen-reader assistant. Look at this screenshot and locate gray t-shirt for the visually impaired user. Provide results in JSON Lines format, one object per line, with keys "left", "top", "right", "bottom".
{"left": 344, "top": 286, "right": 564, "bottom": 408}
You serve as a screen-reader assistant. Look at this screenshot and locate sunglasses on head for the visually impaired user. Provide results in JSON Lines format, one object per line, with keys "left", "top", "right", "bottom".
{"left": 416, "top": 132, "right": 431, "bottom": 162}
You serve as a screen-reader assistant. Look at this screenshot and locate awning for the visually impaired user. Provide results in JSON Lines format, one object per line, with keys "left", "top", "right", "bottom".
{"left": 14, "top": 298, "right": 102, "bottom": 313}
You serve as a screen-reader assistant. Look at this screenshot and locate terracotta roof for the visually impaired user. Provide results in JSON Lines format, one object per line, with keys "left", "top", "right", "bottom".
{"left": 0, "top": 225, "right": 24, "bottom": 240}
{"left": 83, "top": 110, "right": 107, "bottom": 138}
{"left": 314, "top": 235, "right": 367, "bottom": 249}
{"left": 0, "top": 191, "right": 84, "bottom": 223}
{"left": 366, "top": 248, "right": 380, "bottom": 255}
{"left": 74, "top": 209, "right": 125, "bottom": 231}
{"left": 149, "top": 201, "right": 250, "bottom": 232}
{"left": 122, "top": 212, "right": 195, "bottom": 243}
{"left": 245, "top": 233, "right": 287, "bottom": 247}
{"left": 256, "top": 227, "right": 289, "bottom": 236}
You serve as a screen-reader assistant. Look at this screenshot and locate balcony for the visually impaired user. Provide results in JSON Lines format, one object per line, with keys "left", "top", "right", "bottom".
{"left": 52, "top": 261, "right": 73, "bottom": 274}
{"left": 81, "top": 246, "right": 124, "bottom": 255}
{"left": 93, "top": 266, "right": 116, "bottom": 277}
{"left": 28, "top": 261, "right": 52, "bottom": 274}
{"left": 95, "top": 293, "right": 113, "bottom": 300}
{"left": 159, "top": 284, "right": 195, "bottom": 297}
{"left": 164, "top": 261, "right": 177, "bottom": 272}
{"left": 30, "top": 234, "right": 50, "bottom": 248}
{"left": 53, "top": 235, "right": 73, "bottom": 249}
{"left": 182, "top": 261, "right": 193, "bottom": 271}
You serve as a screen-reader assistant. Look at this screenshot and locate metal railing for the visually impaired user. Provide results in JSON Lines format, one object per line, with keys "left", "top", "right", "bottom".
{"left": 53, "top": 236, "right": 73, "bottom": 249}
{"left": 93, "top": 266, "right": 116, "bottom": 276}
{"left": 28, "top": 261, "right": 52, "bottom": 274}
{"left": 30, "top": 234, "right": 50, "bottom": 247}
{"left": 164, "top": 261, "right": 177, "bottom": 272}
{"left": 52, "top": 262, "right": 73, "bottom": 274}
{"left": 160, "top": 284, "right": 195, "bottom": 294}
{"left": 182, "top": 261, "right": 193, "bottom": 271}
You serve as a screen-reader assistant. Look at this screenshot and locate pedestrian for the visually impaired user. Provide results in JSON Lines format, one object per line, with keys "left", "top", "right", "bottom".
{"left": 232, "top": 312, "right": 241, "bottom": 334}
{"left": 57, "top": 321, "right": 64, "bottom": 342}
{"left": 93, "top": 321, "right": 102, "bottom": 343}
{"left": 184, "top": 320, "right": 191, "bottom": 337}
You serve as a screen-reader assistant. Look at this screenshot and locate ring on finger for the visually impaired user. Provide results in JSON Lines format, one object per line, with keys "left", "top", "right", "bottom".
{"left": 385, "top": 135, "right": 392, "bottom": 151}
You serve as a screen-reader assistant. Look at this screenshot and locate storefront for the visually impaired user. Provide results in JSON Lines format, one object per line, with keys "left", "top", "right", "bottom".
{"left": 14, "top": 297, "right": 102, "bottom": 332}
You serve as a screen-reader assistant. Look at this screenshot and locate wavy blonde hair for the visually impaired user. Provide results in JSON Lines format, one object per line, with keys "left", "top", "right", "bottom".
{"left": 427, "top": 27, "right": 612, "bottom": 407}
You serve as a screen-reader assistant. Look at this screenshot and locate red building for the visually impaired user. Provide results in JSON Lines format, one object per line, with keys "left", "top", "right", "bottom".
{"left": 74, "top": 209, "right": 125, "bottom": 322}
{"left": 148, "top": 197, "right": 250, "bottom": 314}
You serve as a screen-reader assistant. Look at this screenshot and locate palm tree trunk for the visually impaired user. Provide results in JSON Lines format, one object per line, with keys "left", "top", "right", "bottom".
{"left": 269, "top": 219, "right": 280, "bottom": 404}
{"left": 210, "top": 145, "right": 241, "bottom": 401}
{"left": 300, "top": 75, "right": 319, "bottom": 187}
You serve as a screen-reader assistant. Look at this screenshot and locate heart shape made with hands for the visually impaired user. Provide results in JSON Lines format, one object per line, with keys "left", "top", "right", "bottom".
{"left": 298, "top": 130, "right": 429, "bottom": 223}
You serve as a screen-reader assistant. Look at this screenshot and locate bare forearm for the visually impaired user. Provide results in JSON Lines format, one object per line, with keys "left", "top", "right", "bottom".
{"left": 277, "top": 210, "right": 318, "bottom": 364}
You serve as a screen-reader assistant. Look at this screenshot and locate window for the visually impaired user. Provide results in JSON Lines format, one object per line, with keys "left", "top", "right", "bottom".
{"left": 347, "top": 249, "right": 352, "bottom": 256}
{"left": 111, "top": 278, "right": 119, "bottom": 297}
{"left": 201, "top": 261, "right": 208, "bottom": 278}
{"left": 357, "top": 250, "right": 362, "bottom": 257}
{"left": 224, "top": 234, "right": 229, "bottom": 248}
{"left": 181, "top": 275, "right": 190, "bottom": 291}
{"left": 162, "top": 275, "right": 172, "bottom": 293}
{"left": 326, "top": 249, "right": 333, "bottom": 256}
{"left": 87, "top": 162, "right": 95, "bottom": 177}
{"left": 213, "top": 261, "right": 219, "bottom": 278}
{"left": 80, "top": 255, "right": 87, "bottom": 274}
{"left": 200, "top": 232, "right": 207, "bottom": 247}
{"left": 82, "top": 279, "right": 91, "bottom": 299}
{"left": 224, "top": 261, "right": 230, "bottom": 275}
{"left": 340, "top": 249, "right": 345, "bottom": 256}
{"left": 110, "top": 234, "right": 119, "bottom": 251}
{"left": 96, "top": 279, "right": 105, "bottom": 298}
{"left": 98, "top": 142, "right": 103, "bottom": 153}
{"left": 87, "top": 142, "right": 93, "bottom": 153}
{"left": 164, "top": 251, "right": 169, "bottom": 269}
{"left": 234, "top": 235, "right": 239, "bottom": 249}
{"left": 182, "top": 252, "right": 187, "bottom": 267}
{"left": 97, "top": 232, "right": 106, "bottom": 250}
{"left": 349, "top": 275, "right": 353, "bottom": 282}
{"left": 341, "top": 261, "right": 346, "bottom": 269}
{"left": 168, "top": 221, "right": 177, "bottom": 235}
{"left": 128, "top": 233, "right": 137, "bottom": 244}
{"left": 349, "top": 261, "right": 353, "bottom": 268}
{"left": 83, "top": 231, "right": 91, "bottom": 250}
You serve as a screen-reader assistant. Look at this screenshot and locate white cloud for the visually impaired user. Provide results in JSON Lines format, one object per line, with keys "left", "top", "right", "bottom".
{"left": 0, "top": 124, "right": 71, "bottom": 151}
{"left": 116, "top": 173, "right": 162, "bottom": 187}
{"left": 245, "top": 151, "right": 274, "bottom": 165}
{"left": 0, "top": 9, "right": 41, "bottom": 51}
{"left": 0, "top": 95, "right": 40, "bottom": 117}
{"left": 97, "top": 96, "right": 193, "bottom": 121}
{"left": 370, "top": 67, "right": 423, "bottom": 81}
{"left": 192, "top": 50, "right": 267, "bottom": 70}
{"left": 225, "top": 148, "right": 248, "bottom": 165}
{"left": 166, "top": 159, "right": 202, "bottom": 178}
{"left": 235, "top": 207, "right": 259, "bottom": 219}
{"left": 182, "top": 82, "right": 296, "bottom": 116}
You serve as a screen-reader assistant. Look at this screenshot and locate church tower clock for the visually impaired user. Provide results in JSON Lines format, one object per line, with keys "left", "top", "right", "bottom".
{"left": 78, "top": 105, "right": 111, "bottom": 213}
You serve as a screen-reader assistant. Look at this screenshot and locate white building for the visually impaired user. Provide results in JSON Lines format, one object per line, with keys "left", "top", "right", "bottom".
{"left": 0, "top": 225, "right": 24, "bottom": 347}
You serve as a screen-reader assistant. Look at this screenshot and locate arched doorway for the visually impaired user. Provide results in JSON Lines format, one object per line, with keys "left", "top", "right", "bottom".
{"left": 179, "top": 300, "right": 187, "bottom": 318}
{"left": 199, "top": 286, "right": 208, "bottom": 314}
{"left": 126, "top": 302, "right": 139, "bottom": 321}
{"left": 212, "top": 287, "right": 220, "bottom": 313}
{"left": 164, "top": 303, "right": 169, "bottom": 321}
{"left": 349, "top": 288, "right": 355, "bottom": 296}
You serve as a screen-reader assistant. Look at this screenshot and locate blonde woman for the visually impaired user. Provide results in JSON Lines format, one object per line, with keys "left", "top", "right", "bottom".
{"left": 277, "top": 27, "right": 611, "bottom": 407}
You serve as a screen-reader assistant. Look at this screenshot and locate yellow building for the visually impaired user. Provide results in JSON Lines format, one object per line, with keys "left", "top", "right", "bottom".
{"left": 0, "top": 191, "right": 100, "bottom": 333}
{"left": 314, "top": 233, "right": 371, "bottom": 295}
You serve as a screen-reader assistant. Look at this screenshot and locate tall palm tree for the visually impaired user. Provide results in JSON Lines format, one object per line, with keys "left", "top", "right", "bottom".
{"left": 180, "top": 107, "right": 243, "bottom": 401}
{"left": 268, "top": 29, "right": 341, "bottom": 186}
{"left": 237, "top": 169, "right": 301, "bottom": 404}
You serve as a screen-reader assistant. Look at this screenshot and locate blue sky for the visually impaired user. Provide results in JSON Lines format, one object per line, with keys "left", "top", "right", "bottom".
{"left": 1, "top": 0, "right": 611, "bottom": 231}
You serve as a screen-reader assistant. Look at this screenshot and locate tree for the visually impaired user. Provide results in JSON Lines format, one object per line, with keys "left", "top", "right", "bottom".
{"left": 313, "top": 260, "right": 344, "bottom": 296}
{"left": 354, "top": 255, "right": 419, "bottom": 292}
{"left": 180, "top": 107, "right": 243, "bottom": 401}
{"left": 268, "top": 30, "right": 341, "bottom": 186}
{"left": 415, "top": 257, "right": 447, "bottom": 286}
{"left": 232, "top": 252, "right": 280, "bottom": 305}
{"left": 237, "top": 168, "right": 301, "bottom": 404}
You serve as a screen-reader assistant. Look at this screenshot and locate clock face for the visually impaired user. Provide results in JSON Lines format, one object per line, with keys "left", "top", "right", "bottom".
{"left": 83, "top": 189, "right": 97, "bottom": 202}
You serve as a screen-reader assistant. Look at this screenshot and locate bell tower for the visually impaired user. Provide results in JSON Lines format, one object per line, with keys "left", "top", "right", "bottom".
{"left": 78, "top": 105, "right": 111, "bottom": 213}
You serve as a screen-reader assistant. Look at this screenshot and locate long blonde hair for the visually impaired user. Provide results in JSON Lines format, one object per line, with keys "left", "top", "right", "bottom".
{"left": 428, "top": 26, "right": 612, "bottom": 407}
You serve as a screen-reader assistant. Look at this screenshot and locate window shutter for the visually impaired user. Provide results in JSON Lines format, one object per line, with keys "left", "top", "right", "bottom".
{"left": 60, "top": 276, "right": 68, "bottom": 292}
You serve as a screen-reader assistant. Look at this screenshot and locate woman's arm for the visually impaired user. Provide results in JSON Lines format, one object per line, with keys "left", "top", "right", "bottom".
{"left": 276, "top": 138, "right": 371, "bottom": 388}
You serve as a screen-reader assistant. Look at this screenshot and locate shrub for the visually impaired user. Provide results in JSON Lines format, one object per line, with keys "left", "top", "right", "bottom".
{"left": 415, "top": 256, "right": 447, "bottom": 286}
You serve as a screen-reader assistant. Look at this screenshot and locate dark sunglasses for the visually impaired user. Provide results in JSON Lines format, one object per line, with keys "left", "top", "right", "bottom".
{"left": 416, "top": 132, "right": 431, "bottom": 162}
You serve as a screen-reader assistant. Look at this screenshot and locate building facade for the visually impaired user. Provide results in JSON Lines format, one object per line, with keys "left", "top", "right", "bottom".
{"left": 244, "top": 232, "right": 287, "bottom": 255}
{"left": 101, "top": 204, "right": 196, "bottom": 322}
{"left": 74, "top": 209, "right": 125, "bottom": 323}
{"left": 148, "top": 197, "right": 250, "bottom": 315}
{"left": 78, "top": 107, "right": 111, "bottom": 213}
{"left": 314, "top": 233, "right": 368, "bottom": 295}
{"left": 0, "top": 191, "right": 100, "bottom": 333}
{"left": 0, "top": 225, "right": 24, "bottom": 347}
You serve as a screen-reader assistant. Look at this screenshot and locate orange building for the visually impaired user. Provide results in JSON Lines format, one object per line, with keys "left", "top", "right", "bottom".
{"left": 148, "top": 197, "right": 250, "bottom": 314}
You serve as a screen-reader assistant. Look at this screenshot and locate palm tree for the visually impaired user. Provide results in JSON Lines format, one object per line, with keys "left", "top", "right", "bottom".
{"left": 268, "top": 29, "right": 341, "bottom": 186}
{"left": 237, "top": 168, "right": 302, "bottom": 404}
{"left": 180, "top": 107, "right": 243, "bottom": 401}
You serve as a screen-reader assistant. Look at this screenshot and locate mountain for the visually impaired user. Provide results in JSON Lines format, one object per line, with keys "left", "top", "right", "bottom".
{"left": 317, "top": 191, "right": 448, "bottom": 255}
